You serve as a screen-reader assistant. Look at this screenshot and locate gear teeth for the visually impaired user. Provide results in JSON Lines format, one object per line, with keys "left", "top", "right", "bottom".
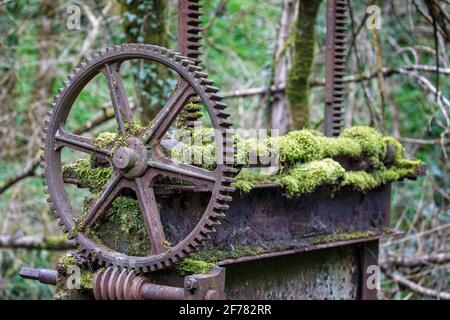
{"left": 216, "top": 111, "right": 230, "bottom": 119}
{"left": 209, "top": 93, "right": 223, "bottom": 101}
{"left": 200, "top": 78, "right": 214, "bottom": 85}
{"left": 220, "top": 186, "right": 235, "bottom": 193}
{"left": 205, "top": 85, "right": 220, "bottom": 93}
{"left": 193, "top": 71, "right": 208, "bottom": 78}
{"left": 188, "top": 65, "right": 202, "bottom": 72}
{"left": 214, "top": 102, "right": 227, "bottom": 110}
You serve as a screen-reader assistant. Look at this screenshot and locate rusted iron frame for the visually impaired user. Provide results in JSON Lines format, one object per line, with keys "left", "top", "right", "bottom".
{"left": 216, "top": 231, "right": 401, "bottom": 267}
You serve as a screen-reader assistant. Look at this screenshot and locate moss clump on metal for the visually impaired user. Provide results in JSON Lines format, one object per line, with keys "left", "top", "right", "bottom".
{"left": 307, "top": 230, "right": 375, "bottom": 245}
{"left": 176, "top": 259, "right": 216, "bottom": 276}
{"left": 87, "top": 196, "right": 151, "bottom": 256}
{"left": 63, "top": 126, "right": 421, "bottom": 198}
{"left": 232, "top": 126, "right": 422, "bottom": 196}
{"left": 176, "top": 245, "right": 268, "bottom": 275}
{"left": 176, "top": 101, "right": 203, "bottom": 128}
{"left": 62, "top": 159, "right": 112, "bottom": 194}
{"left": 280, "top": 159, "right": 345, "bottom": 196}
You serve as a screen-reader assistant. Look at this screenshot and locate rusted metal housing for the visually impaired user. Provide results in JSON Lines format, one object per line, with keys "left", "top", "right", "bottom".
{"left": 22, "top": 184, "right": 395, "bottom": 300}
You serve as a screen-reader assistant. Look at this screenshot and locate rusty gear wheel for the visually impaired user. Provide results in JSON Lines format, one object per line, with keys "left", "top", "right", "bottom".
{"left": 42, "top": 44, "right": 238, "bottom": 272}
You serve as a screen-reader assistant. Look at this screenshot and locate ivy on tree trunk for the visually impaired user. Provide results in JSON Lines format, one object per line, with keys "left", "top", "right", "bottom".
{"left": 286, "top": 0, "right": 322, "bottom": 130}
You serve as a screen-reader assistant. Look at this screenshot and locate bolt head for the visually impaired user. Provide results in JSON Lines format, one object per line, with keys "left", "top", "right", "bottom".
{"left": 113, "top": 147, "right": 138, "bottom": 170}
{"left": 184, "top": 277, "right": 198, "bottom": 290}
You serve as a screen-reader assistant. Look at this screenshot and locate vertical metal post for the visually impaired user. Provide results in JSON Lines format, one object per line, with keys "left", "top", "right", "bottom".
{"left": 324, "top": 0, "right": 348, "bottom": 136}
{"left": 359, "top": 240, "right": 379, "bottom": 300}
{"left": 178, "top": 0, "right": 202, "bottom": 65}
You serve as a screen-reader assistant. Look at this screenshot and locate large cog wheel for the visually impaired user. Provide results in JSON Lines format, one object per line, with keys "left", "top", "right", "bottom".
{"left": 42, "top": 44, "right": 238, "bottom": 272}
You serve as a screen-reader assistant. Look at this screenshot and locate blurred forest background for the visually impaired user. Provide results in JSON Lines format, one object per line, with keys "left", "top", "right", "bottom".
{"left": 0, "top": 0, "right": 449, "bottom": 299}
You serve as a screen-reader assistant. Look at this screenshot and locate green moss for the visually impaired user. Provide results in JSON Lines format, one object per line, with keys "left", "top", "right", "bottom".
{"left": 176, "top": 245, "right": 268, "bottom": 275}
{"left": 235, "top": 135, "right": 274, "bottom": 166}
{"left": 79, "top": 272, "right": 94, "bottom": 289}
{"left": 57, "top": 254, "right": 95, "bottom": 290}
{"left": 176, "top": 259, "right": 216, "bottom": 276}
{"left": 176, "top": 101, "right": 203, "bottom": 128}
{"left": 318, "top": 136, "right": 362, "bottom": 158}
{"left": 89, "top": 196, "right": 151, "bottom": 256}
{"left": 58, "top": 254, "right": 77, "bottom": 273}
{"left": 62, "top": 159, "right": 112, "bottom": 193}
{"left": 341, "top": 171, "right": 379, "bottom": 192}
{"left": 340, "top": 126, "right": 387, "bottom": 160}
{"left": 276, "top": 130, "right": 323, "bottom": 164}
{"left": 286, "top": 0, "right": 322, "bottom": 129}
{"left": 231, "top": 126, "right": 422, "bottom": 196}
{"left": 93, "top": 132, "right": 117, "bottom": 149}
{"left": 280, "top": 159, "right": 345, "bottom": 196}
{"left": 307, "top": 230, "right": 374, "bottom": 245}
{"left": 41, "top": 234, "right": 68, "bottom": 249}
{"left": 232, "top": 170, "right": 279, "bottom": 192}
{"left": 342, "top": 158, "right": 421, "bottom": 192}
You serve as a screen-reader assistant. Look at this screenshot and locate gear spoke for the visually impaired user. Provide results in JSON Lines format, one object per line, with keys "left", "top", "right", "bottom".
{"left": 83, "top": 172, "right": 122, "bottom": 228}
{"left": 148, "top": 159, "right": 216, "bottom": 189}
{"left": 144, "top": 80, "right": 195, "bottom": 143}
{"left": 103, "top": 62, "right": 133, "bottom": 134}
{"left": 54, "top": 126, "right": 109, "bottom": 156}
{"left": 135, "top": 176, "right": 166, "bottom": 255}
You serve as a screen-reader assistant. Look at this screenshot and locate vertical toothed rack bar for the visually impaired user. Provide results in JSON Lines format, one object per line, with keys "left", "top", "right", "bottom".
{"left": 178, "top": 0, "right": 204, "bottom": 127}
{"left": 324, "top": 0, "right": 348, "bottom": 137}
{"left": 178, "top": 0, "right": 203, "bottom": 65}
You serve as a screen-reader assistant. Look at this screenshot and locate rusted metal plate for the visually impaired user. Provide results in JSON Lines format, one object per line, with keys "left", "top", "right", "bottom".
{"left": 156, "top": 185, "right": 391, "bottom": 250}
{"left": 224, "top": 245, "right": 361, "bottom": 300}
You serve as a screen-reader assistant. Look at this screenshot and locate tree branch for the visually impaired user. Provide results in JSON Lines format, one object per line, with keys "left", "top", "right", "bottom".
{"left": 221, "top": 65, "right": 450, "bottom": 99}
{"left": 0, "top": 107, "right": 115, "bottom": 195}
{"left": 0, "top": 234, "right": 75, "bottom": 250}
{"left": 384, "top": 269, "right": 450, "bottom": 299}
{"left": 381, "top": 252, "right": 450, "bottom": 267}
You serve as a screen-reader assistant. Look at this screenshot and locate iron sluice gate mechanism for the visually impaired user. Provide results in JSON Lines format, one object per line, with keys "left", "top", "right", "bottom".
{"left": 20, "top": 0, "right": 425, "bottom": 300}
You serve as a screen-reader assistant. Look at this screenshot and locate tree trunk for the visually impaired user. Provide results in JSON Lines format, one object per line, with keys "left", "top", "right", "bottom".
{"left": 119, "top": 0, "right": 169, "bottom": 125}
{"left": 270, "top": 0, "right": 295, "bottom": 134}
{"left": 286, "top": 0, "right": 322, "bottom": 130}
